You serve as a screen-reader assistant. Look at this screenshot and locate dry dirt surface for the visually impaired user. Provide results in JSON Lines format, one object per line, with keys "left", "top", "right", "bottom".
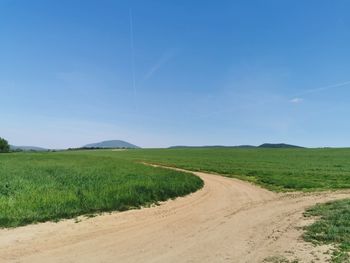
{"left": 1, "top": 166, "right": 350, "bottom": 263}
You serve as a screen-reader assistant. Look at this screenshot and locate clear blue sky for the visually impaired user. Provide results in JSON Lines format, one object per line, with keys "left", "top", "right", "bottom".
{"left": 1, "top": 0, "right": 350, "bottom": 148}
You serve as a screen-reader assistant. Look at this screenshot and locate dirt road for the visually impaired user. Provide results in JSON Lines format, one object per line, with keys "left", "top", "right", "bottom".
{"left": 1, "top": 167, "right": 349, "bottom": 262}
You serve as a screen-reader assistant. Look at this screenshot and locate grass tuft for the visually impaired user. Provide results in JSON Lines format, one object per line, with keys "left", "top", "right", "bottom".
{"left": 304, "top": 199, "right": 350, "bottom": 262}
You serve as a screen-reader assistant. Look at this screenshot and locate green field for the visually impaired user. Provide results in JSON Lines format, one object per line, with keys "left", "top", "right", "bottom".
{"left": 0, "top": 152, "right": 203, "bottom": 227}
{"left": 103, "top": 147, "right": 350, "bottom": 191}
{"left": 3, "top": 147, "right": 350, "bottom": 230}
{"left": 304, "top": 199, "right": 350, "bottom": 262}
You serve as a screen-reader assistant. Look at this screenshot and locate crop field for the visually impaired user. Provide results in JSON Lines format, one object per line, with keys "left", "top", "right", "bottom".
{"left": 90, "top": 147, "right": 350, "bottom": 192}
{"left": 0, "top": 152, "right": 203, "bottom": 228}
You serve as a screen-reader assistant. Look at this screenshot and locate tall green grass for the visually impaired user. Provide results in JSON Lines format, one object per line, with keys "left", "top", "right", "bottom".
{"left": 0, "top": 152, "right": 203, "bottom": 227}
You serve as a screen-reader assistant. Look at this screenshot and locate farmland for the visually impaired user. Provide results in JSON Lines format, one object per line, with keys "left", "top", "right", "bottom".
{"left": 0, "top": 152, "right": 203, "bottom": 227}
{"left": 1, "top": 148, "right": 350, "bottom": 262}
{"left": 3, "top": 147, "right": 350, "bottom": 228}
{"left": 91, "top": 147, "right": 350, "bottom": 191}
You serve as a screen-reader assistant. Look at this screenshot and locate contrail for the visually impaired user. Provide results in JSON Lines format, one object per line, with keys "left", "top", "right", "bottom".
{"left": 129, "top": 9, "right": 136, "bottom": 106}
{"left": 296, "top": 80, "right": 350, "bottom": 97}
{"left": 144, "top": 51, "right": 174, "bottom": 80}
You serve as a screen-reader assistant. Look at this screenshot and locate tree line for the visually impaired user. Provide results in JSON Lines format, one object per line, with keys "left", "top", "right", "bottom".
{"left": 0, "top": 137, "right": 10, "bottom": 153}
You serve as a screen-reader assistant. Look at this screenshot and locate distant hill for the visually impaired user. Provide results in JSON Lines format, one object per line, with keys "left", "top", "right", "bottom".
{"left": 10, "top": 145, "right": 48, "bottom": 151}
{"left": 258, "top": 143, "right": 304, "bottom": 149}
{"left": 83, "top": 140, "right": 140, "bottom": 149}
{"left": 169, "top": 145, "right": 256, "bottom": 149}
{"left": 169, "top": 144, "right": 304, "bottom": 149}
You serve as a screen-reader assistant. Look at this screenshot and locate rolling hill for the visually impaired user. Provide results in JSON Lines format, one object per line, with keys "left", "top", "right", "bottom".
{"left": 10, "top": 145, "right": 48, "bottom": 151}
{"left": 83, "top": 140, "right": 140, "bottom": 149}
{"left": 169, "top": 143, "right": 304, "bottom": 149}
{"left": 169, "top": 145, "right": 255, "bottom": 149}
{"left": 258, "top": 143, "right": 304, "bottom": 149}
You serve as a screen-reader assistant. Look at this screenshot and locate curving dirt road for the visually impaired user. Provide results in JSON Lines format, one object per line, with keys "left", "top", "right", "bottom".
{"left": 1, "top": 167, "right": 350, "bottom": 262}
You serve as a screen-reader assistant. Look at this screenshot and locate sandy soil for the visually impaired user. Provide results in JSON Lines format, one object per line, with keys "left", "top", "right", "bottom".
{"left": 1, "top": 167, "right": 349, "bottom": 263}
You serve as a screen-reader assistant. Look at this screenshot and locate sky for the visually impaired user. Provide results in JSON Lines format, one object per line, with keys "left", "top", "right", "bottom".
{"left": 1, "top": 0, "right": 350, "bottom": 148}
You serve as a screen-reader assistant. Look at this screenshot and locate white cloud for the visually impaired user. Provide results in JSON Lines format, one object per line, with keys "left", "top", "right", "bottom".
{"left": 290, "top": 97, "right": 303, "bottom": 104}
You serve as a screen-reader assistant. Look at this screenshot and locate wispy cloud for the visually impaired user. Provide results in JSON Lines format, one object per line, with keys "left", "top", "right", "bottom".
{"left": 297, "top": 80, "right": 350, "bottom": 96}
{"left": 144, "top": 51, "right": 175, "bottom": 80}
{"left": 129, "top": 9, "right": 136, "bottom": 104}
{"left": 290, "top": 80, "right": 350, "bottom": 103}
{"left": 290, "top": 97, "right": 303, "bottom": 104}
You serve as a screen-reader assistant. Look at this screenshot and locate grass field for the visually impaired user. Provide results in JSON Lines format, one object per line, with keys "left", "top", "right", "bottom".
{"left": 3, "top": 145, "right": 350, "bottom": 254}
{"left": 93, "top": 147, "right": 350, "bottom": 191}
{"left": 0, "top": 152, "right": 203, "bottom": 227}
{"left": 304, "top": 199, "right": 350, "bottom": 262}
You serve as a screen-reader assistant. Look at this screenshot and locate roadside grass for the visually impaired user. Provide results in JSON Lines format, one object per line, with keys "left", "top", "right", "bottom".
{"left": 0, "top": 152, "right": 203, "bottom": 228}
{"left": 88, "top": 147, "right": 350, "bottom": 192}
{"left": 304, "top": 199, "right": 350, "bottom": 262}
